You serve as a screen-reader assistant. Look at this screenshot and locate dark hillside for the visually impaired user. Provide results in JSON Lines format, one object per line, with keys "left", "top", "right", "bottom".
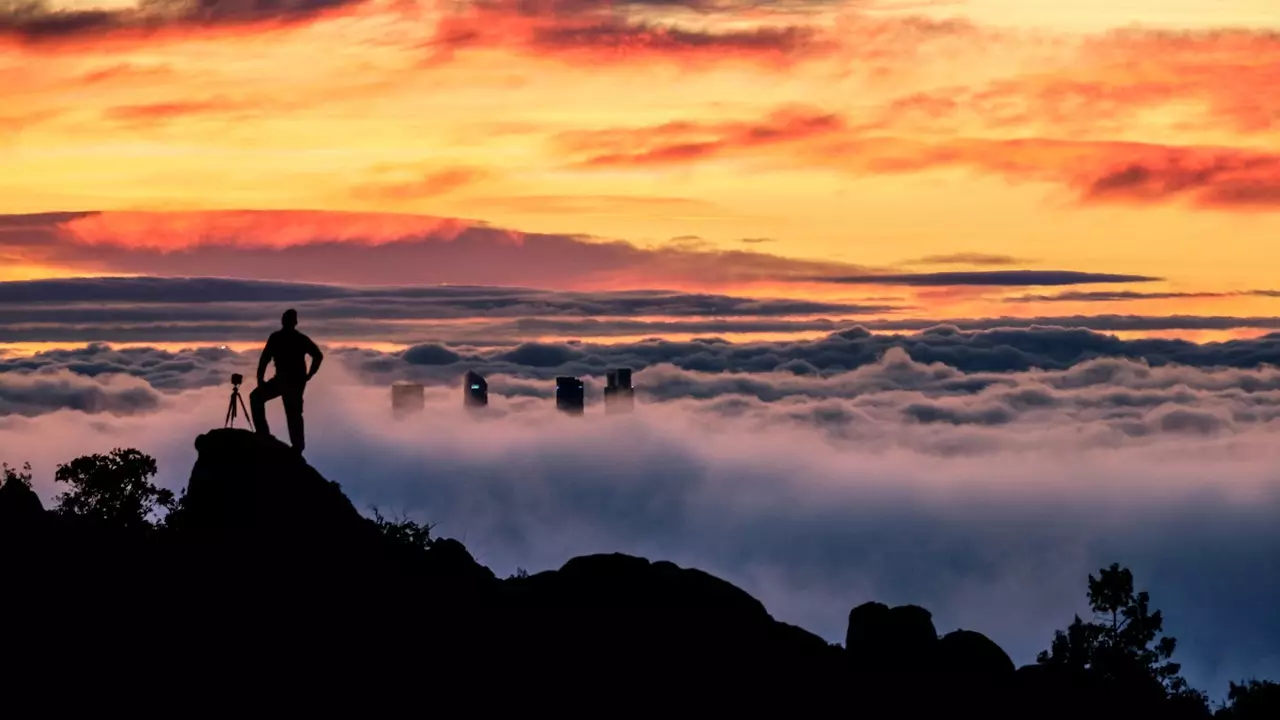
{"left": 0, "top": 430, "right": 1274, "bottom": 716}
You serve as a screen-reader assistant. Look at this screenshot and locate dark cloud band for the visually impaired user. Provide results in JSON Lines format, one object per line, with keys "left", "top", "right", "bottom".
{"left": 0, "top": 0, "right": 367, "bottom": 43}
{"left": 812, "top": 270, "right": 1160, "bottom": 287}
{"left": 8, "top": 276, "right": 1280, "bottom": 345}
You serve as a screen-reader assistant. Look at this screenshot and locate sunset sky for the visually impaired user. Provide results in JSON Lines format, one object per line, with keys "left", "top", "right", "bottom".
{"left": 3, "top": 0, "right": 1280, "bottom": 349}
{"left": 5, "top": 1, "right": 1280, "bottom": 690}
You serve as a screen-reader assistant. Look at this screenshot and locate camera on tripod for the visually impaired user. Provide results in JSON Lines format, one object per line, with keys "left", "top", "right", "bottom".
{"left": 225, "top": 373, "right": 252, "bottom": 430}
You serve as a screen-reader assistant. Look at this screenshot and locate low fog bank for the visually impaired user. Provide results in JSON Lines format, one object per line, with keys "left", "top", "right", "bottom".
{"left": 12, "top": 341, "right": 1280, "bottom": 456}
{"left": 2, "top": 363, "right": 1278, "bottom": 698}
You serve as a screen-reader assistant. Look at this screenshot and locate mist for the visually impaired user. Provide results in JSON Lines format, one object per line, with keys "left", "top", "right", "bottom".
{"left": 3, "top": 358, "right": 1279, "bottom": 699}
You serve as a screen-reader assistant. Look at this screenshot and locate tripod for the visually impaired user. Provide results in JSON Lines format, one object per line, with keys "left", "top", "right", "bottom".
{"left": 225, "top": 383, "right": 254, "bottom": 431}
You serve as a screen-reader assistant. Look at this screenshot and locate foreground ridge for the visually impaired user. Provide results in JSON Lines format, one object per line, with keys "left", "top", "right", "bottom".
{"left": 0, "top": 429, "right": 1272, "bottom": 716}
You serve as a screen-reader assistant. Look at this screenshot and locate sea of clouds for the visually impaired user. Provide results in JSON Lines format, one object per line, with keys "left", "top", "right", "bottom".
{"left": 2, "top": 332, "right": 1280, "bottom": 699}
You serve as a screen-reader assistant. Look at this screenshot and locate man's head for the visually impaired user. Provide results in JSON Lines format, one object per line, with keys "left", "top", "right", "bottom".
{"left": 282, "top": 309, "right": 298, "bottom": 329}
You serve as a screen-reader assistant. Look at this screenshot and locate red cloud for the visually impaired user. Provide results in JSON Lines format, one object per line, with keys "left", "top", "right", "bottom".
{"left": 556, "top": 106, "right": 845, "bottom": 166}
{"left": 0, "top": 210, "right": 872, "bottom": 290}
{"left": 823, "top": 136, "right": 1280, "bottom": 210}
{"left": 558, "top": 107, "right": 1280, "bottom": 210}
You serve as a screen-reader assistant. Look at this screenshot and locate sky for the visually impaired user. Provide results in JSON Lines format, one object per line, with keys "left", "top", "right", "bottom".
{"left": 2, "top": 0, "right": 1280, "bottom": 333}
{"left": 3, "top": 0, "right": 1280, "bottom": 699}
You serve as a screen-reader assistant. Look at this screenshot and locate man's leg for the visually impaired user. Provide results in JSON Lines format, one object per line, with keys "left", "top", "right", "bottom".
{"left": 282, "top": 386, "right": 305, "bottom": 453}
{"left": 249, "top": 379, "right": 282, "bottom": 437}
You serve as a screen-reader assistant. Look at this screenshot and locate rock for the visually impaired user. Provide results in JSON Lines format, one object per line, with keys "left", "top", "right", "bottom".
{"left": 174, "top": 428, "right": 370, "bottom": 541}
{"left": 425, "top": 536, "right": 496, "bottom": 586}
{"left": 935, "top": 630, "right": 1017, "bottom": 715}
{"left": 846, "top": 600, "right": 892, "bottom": 653}
{"left": 888, "top": 604, "right": 939, "bottom": 654}
{"left": 845, "top": 601, "right": 939, "bottom": 672}
{"left": 938, "top": 629, "right": 1015, "bottom": 676}
{"left": 497, "top": 552, "right": 839, "bottom": 690}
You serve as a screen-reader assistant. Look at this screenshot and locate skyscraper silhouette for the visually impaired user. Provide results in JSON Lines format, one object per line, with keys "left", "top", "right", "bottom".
{"left": 464, "top": 370, "right": 488, "bottom": 409}
{"left": 604, "top": 368, "right": 634, "bottom": 414}
{"left": 391, "top": 381, "right": 424, "bottom": 419}
{"left": 556, "top": 376, "right": 585, "bottom": 415}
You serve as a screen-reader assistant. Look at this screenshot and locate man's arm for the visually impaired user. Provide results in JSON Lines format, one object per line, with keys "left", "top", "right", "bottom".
{"left": 256, "top": 335, "right": 274, "bottom": 385}
{"left": 305, "top": 337, "right": 323, "bottom": 381}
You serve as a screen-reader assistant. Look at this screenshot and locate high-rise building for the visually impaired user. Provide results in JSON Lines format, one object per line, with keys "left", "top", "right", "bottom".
{"left": 604, "top": 368, "right": 634, "bottom": 414}
{"left": 555, "top": 376, "right": 585, "bottom": 415}
{"left": 391, "top": 381, "right": 424, "bottom": 418}
{"left": 464, "top": 370, "right": 488, "bottom": 409}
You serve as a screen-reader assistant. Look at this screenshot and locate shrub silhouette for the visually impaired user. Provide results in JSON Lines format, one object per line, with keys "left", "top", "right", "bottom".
{"left": 1216, "top": 680, "right": 1280, "bottom": 718}
{"left": 53, "top": 448, "right": 176, "bottom": 531}
{"left": 370, "top": 506, "right": 435, "bottom": 553}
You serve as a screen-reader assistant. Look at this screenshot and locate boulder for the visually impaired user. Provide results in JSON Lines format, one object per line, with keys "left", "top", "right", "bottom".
{"left": 938, "top": 629, "right": 1016, "bottom": 676}
{"left": 499, "top": 552, "right": 840, "bottom": 690}
{"left": 845, "top": 601, "right": 939, "bottom": 672}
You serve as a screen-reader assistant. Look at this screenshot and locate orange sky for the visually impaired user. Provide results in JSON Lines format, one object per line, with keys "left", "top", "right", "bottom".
{"left": 3, "top": 0, "right": 1280, "bottom": 325}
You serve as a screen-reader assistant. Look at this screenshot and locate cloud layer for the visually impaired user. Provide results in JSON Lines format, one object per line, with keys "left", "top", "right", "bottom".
{"left": 13, "top": 324, "right": 1280, "bottom": 395}
{"left": 15, "top": 275, "right": 1280, "bottom": 345}
{"left": 2, "top": 346, "right": 1278, "bottom": 699}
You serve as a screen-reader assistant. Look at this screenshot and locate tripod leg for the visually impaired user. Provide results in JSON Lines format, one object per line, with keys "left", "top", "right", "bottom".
{"left": 237, "top": 391, "right": 254, "bottom": 431}
{"left": 226, "top": 394, "right": 236, "bottom": 427}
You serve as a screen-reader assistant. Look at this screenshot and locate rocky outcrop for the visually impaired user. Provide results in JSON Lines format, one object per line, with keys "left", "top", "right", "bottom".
{"left": 845, "top": 600, "right": 939, "bottom": 674}
{"left": 500, "top": 553, "right": 840, "bottom": 688}
{"left": 173, "top": 428, "right": 371, "bottom": 540}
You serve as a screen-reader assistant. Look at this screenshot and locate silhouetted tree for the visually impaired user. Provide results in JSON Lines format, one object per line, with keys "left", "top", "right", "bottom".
{"left": 54, "top": 448, "right": 175, "bottom": 530}
{"left": 1215, "top": 680, "right": 1280, "bottom": 718}
{"left": 0, "top": 461, "right": 45, "bottom": 524}
{"left": 2, "top": 462, "right": 33, "bottom": 489}
{"left": 1038, "top": 563, "right": 1206, "bottom": 709}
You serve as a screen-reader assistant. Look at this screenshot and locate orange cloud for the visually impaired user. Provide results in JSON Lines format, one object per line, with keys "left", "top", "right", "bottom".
{"left": 352, "top": 167, "right": 492, "bottom": 202}
{"left": 103, "top": 97, "right": 264, "bottom": 125}
{"left": 450, "top": 194, "right": 723, "bottom": 216}
{"left": 78, "top": 62, "right": 176, "bottom": 84}
{"left": 869, "top": 28, "right": 1280, "bottom": 137}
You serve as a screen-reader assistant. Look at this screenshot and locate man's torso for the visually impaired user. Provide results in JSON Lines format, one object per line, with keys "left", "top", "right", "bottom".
{"left": 268, "top": 329, "right": 313, "bottom": 383}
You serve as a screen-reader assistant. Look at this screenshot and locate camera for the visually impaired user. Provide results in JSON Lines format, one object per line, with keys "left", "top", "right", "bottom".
{"left": 231, "top": 373, "right": 244, "bottom": 386}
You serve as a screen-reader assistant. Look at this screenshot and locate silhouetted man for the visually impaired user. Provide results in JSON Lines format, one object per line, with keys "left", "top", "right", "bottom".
{"left": 251, "top": 309, "right": 323, "bottom": 454}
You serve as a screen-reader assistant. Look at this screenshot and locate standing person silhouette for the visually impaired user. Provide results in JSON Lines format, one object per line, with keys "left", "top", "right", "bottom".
{"left": 250, "top": 309, "right": 323, "bottom": 454}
